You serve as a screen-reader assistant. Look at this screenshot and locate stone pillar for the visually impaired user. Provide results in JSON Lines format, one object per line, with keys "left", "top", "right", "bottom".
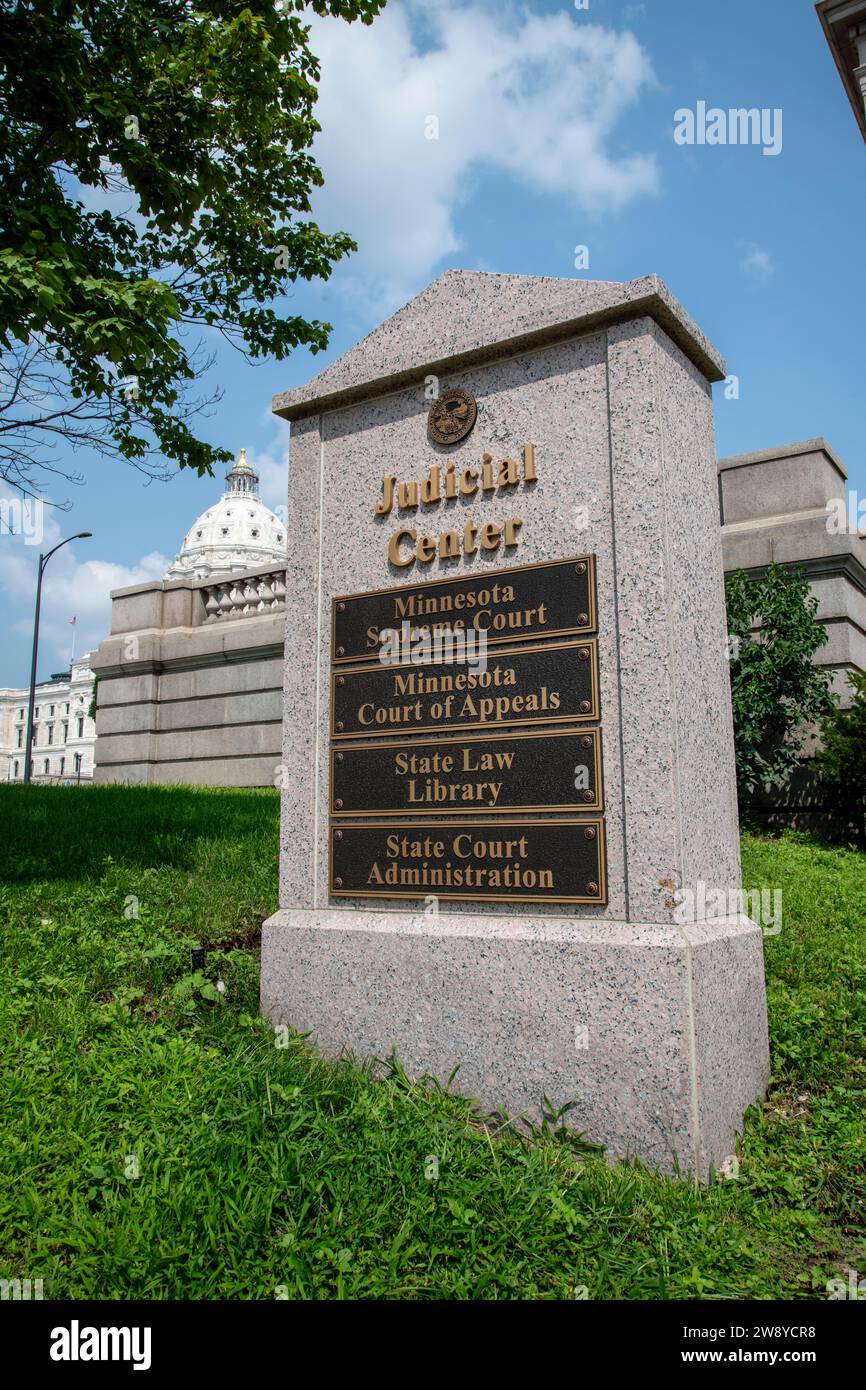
{"left": 261, "top": 271, "right": 770, "bottom": 1178}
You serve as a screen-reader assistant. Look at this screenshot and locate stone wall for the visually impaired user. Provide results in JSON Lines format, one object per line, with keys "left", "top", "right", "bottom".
{"left": 91, "top": 564, "right": 286, "bottom": 786}
{"left": 719, "top": 438, "right": 866, "bottom": 708}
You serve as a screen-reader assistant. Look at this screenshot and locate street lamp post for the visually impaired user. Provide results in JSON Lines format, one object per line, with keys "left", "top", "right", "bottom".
{"left": 23, "top": 532, "right": 92, "bottom": 785}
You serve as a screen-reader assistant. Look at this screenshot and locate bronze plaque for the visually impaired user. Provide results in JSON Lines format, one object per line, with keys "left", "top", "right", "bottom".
{"left": 329, "top": 818, "right": 607, "bottom": 905}
{"left": 427, "top": 388, "right": 477, "bottom": 445}
{"left": 331, "top": 554, "right": 597, "bottom": 665}
{"left": 330, "top": 638, "right": 600, "bottom": 740}
{"left": 331, "top": 728, "right": 603, "bottom": 817}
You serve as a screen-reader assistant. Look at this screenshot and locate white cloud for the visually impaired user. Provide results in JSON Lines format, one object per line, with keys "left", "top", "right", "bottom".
{"left": 308, "top": 0, "right": 658, "bottom": 311}
{"left": 0, "top": 493, "right": 168, "bottom": 676}
{"left": 739, "top": 241, "right": 774, "bottom": 277}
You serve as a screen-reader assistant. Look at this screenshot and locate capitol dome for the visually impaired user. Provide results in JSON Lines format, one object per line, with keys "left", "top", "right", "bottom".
{"left": 165, "top": 449, "right": 287, "bottom": 581}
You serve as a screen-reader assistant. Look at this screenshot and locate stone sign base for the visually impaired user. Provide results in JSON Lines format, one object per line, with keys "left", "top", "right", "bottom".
{"left": 261, "top": 908, "right": 769, "bottom": 1179}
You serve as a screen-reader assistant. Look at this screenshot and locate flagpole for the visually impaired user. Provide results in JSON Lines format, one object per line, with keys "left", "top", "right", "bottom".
{"left": 69, "top": 619, "right": 76, "bottom": 668}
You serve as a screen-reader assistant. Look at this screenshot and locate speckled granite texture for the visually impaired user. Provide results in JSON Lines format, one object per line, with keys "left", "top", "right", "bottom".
{"left": 261, "top": 910, "right": 766, "bottom": 1179}
{"left": 262, "top": 270, "right": 769, "bottom": 1178}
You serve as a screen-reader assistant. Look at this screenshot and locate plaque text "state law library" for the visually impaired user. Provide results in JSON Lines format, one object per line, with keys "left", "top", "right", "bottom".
{"left": 330, "top": 638, "right": 600, "bottom": 739}
{"left": 331, "top": 728, "right": 603, "bottom": 815}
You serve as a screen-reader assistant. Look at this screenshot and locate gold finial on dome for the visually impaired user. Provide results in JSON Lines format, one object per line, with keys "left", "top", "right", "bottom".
{"left": 225, "top": 445, "right": 258, "bottom": 494}
{"left": 226, "top": 446, "right": 254, "bottom": 478}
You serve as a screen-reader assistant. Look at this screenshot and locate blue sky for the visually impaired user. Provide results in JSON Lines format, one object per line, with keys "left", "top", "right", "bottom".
{"left": 1, "top": 0, "right": 863, "bottom": 687}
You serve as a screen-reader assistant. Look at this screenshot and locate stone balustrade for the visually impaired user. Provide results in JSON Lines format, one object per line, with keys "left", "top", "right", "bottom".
{"left": 200, "top": 569, "right": 287, "bottom": 623}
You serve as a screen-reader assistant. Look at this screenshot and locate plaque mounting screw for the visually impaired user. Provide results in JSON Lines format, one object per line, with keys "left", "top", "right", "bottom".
{"left": 335, "top": 799, "right": 343, "bottom": 809}
{"left": 337, "top": 676, "right": 345, "bottom": 686}
{"left": 579, "top": 700, "right": 591, "bottom": 713}
{"left": 334, "top": 830, "right": 343, "bottom": 841}
{"left": 336, "top": 721, "right": 344, "bottom": 730}
{"left": 583, "top": 791, "right": 594, "bottom": 803}
{"left": 575, "top": 562, "right": 587, "bottom": 575}
{"left": 586, "top": 881, "right": 599, "bottom": 895}
{"left": 580, "top": 736, "right": 592, "bottom": 749}
{"left": 336, "top": 753, "right": 344, "bottom": 762}
{"left": 578, "top": 647, "right": 590, "bottom": 661}
{"left": 577, "top": 612, "right": 589, "bottom": 626}
{"left": 334, "top": 876, "right": 343, "bottom": 887}
{"left": 584, "top": 827, "right": 596, "bottom": 841}
{"left": 337, "top": 602, "right": 346, "bottom": 612}
{"left": 337, "top": 646, "right": 345, "bottom": 656}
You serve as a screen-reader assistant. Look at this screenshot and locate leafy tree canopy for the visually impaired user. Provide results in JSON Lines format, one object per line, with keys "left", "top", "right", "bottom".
{"left": 725, "top": 563, "right": 835, "bottom": 797}
{"left": 0, "top": 0, "right": 383, "bottom": 499}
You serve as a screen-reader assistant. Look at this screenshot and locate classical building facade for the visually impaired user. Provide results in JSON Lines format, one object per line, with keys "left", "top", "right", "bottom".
{"left": 817, "top": 0, "right": 866, "bottom": 142}
{"left": 1, "top": 654, "right": 97, "bottom": 783}
{"left": 91, "top": 450, "right": 288, "bottom": 786}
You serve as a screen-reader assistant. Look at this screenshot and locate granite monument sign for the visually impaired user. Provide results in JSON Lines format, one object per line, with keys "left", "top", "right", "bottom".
{"left": 261, "top": 270, "right": 771, "bottom": 1177}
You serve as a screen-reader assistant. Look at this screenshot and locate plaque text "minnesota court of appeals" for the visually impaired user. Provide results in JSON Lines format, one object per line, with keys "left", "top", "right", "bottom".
{"left": 331, "top": 638, "right": 600, "bottom": 740}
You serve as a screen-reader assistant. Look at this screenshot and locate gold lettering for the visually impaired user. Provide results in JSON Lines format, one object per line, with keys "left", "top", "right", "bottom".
{"left": 375, "top": 475, "right": 396, "bottom": 517}
{"left": 388, "top": 528, "right": 417, "bottom": 568}
{"left": 459, "top": 466, "right": 478, "bottom": 497}
{"left": 498, "top": 458, "right": 519, "bottom": 488}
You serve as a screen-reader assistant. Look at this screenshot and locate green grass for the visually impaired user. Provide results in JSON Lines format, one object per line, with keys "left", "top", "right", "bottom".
{"left": 0, "top": 785, "right": 864, "bottom": 1300}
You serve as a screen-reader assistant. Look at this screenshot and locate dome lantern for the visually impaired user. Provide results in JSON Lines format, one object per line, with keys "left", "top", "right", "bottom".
{"left": 226, "top": 446, "right": 257, "bottom": 497}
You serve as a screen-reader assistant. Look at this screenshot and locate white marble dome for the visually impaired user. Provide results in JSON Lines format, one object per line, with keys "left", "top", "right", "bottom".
{"left": 165, "top": 449, "right": 286, "bottom": 580}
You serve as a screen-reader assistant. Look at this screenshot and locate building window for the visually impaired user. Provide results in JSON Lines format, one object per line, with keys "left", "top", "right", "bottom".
{"left": 47, "top": 725, "right": 54, "bottom": 745}
{"left": 13, "top": 761, "right": 19, "bottom": 779}
{"left": 65, "top": 703, "right": 69, "bottom": 714}
{"left": 43, "top": 759, "right": 50, "bottom": 776}
{"left": 62, "top": 721, "right": 68, "bottom": 741}
{"left": 59, "top": 757, "right": 65, "bottom": 775}
{"left": 16, "top": 728, "right": 22, "bottom": 748}
{"left": 32, "top": 725, "right": 38, "bottom": 745}
{"left": 18, "top": 708, "right": 23, "bottom": 720}
{"left": 74, "top": 753, "right": 81, "bottom": 774}
{"left": 77, "top": 717, "right": 84, "bottom": 738}
{"left": 50, "top": 704, "right": 55, "bottom": 716}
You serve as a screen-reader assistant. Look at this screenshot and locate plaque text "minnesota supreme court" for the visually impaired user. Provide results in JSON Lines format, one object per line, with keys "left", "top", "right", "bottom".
{"left": 332, "top": 554, "right": 597, "bottom": 664}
